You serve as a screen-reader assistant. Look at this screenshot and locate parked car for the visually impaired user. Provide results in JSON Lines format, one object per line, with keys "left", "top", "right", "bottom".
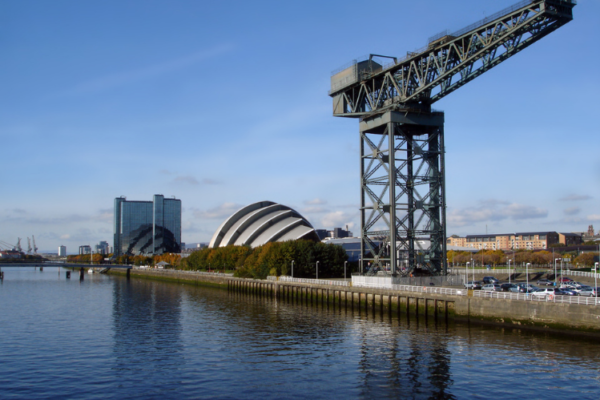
{"left": 532, "top": 288, "right": 558, "bottom": 297}
{"left": 501, "top": 283, "right": 517, "bottom": 292}
{"left": 482, "top": 284, "right": 502, "bottom": 292}
{"left": 483, "top": 276, "right": 500, "bottom": 284}
{"left": 558, "top": 277, "right": 573, "bottom": 283}
{"left": 537, "top": 279, "right": 554, "bottom": 286}
{"left": 579, "top": 287, "right": 599, "bottom": 297}
{"left": 555, "top": 288, "right": 578, "bottom": 296}
{"left": 464, "top": 281, "right": 483, "bottom": 290}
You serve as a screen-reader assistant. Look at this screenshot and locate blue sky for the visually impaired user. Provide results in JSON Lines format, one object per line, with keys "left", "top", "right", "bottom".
{"left": 1, "top": 0, "right": 598, "bottom": 253}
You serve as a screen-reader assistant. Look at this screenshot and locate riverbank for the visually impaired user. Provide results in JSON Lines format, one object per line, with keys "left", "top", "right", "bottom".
{"left": 107, "top": 268, "right": 600, "bottom": 337}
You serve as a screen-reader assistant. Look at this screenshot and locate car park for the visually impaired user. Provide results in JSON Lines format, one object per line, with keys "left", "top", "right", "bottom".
{"left": 482, "top": 276, "right": 500, "bottom": 284}
{"left": 464, "top": 281, "right": 482, "bottom": 290}
{"left": 482, "top": 284, "right": 502, "bottom": 292}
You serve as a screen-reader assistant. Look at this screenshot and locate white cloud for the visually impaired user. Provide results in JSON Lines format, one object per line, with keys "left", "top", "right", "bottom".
{"left": 588, "top": 214, "right": 600, "bottom": 222}
{"left": 60, "top": 234, "right": 70, "bottom": 240}
{"left": 321, "top": 211, "right": 356, "bottom": 230}
{"left": 304, "top": 198, "right": 327, "bottom": 205}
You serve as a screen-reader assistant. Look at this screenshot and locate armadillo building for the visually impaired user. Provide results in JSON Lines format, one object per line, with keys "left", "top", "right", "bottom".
{"left": 209, "top": 201, "right": 319, "bottom": 248}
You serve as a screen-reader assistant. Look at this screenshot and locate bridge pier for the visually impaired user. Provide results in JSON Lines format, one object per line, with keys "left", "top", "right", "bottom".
{"left": 127, "top": 268, "right": 130, "bottom": 279}
{"left": 66, "top": 271, "right": 71, "bottom": 279}
{"left": 79, "top": 267, "right": 84, "bottom": 281}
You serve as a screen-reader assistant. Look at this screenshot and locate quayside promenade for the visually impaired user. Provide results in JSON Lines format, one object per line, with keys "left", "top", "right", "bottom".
{"left": 106, "top": 267, "right": 600, "bottom": 337}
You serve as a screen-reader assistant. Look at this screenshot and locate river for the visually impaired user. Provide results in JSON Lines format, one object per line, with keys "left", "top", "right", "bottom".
{"left": 0, "top": 267, "right": 599, "bottom": 399}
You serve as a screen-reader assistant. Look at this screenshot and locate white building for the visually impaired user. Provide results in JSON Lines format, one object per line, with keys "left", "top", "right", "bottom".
{"left": 58, "top": 245, "right": 67, "bottom": 257}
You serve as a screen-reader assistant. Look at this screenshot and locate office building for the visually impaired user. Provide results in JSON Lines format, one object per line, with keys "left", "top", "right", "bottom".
{"left": 114, "top": 195, "right": 182, "bottom": 256}
{"left": 79, "top": 245, "right": 91, "bottom": 255}
{"left": 58, "top": 245, "right": 67, "bottom": 257}
{"left": 95, "top": 241, "right": 110, "bottom": 255}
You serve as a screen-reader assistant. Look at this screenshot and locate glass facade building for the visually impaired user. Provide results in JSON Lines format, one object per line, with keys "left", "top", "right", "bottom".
{"left": 114, "top": 195, "right": 182, "bottom": 256}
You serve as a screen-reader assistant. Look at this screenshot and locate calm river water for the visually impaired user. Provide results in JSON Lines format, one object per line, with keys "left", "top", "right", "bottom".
{"left": 1, "top": 268, "right": 599, "bottom": 399}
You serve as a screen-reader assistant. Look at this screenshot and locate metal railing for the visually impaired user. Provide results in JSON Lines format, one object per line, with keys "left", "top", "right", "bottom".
{"left": 563, "top": 270, "right": 600, "bottom": 279}
{"left": 390, "top": 285, "right": 467, "bottom": 296}
{"left": 474, "top": 290, "right": 598, "bottom": 305}
{"left": 144, "top": 268, "right": 234, "bottom": 277}
{"left": 275, "top": 276, "right": 350, "bottom": 287}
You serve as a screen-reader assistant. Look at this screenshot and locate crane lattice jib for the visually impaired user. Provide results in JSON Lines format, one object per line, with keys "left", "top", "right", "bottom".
{"left": 329, "top": 0, "right": 576, "bottom": 117}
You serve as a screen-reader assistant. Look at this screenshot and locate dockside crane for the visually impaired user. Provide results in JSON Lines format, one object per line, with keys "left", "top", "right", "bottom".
{"left": 27, "top": 237, "right": 32, "bottom": 255}
{"left": 32, "top": 235, "right": 38, "bottom": 254}
{"left": 328, "top": 0, "right": 576, "bottom": 276}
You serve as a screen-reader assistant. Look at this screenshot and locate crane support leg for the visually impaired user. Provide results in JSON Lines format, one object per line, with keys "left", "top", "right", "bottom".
{"left": 359, "top": 111, "right": 447, "bottom": 276}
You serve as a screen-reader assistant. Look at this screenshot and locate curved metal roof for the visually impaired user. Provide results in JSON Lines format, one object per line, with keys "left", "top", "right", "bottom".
{"left": 209, "top": 201, "right": 319, "bottom": 248}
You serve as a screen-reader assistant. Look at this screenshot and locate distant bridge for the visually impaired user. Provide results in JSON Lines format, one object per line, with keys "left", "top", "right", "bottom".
{"left": 0, "top": 262, "right": 132, "bottom": 280}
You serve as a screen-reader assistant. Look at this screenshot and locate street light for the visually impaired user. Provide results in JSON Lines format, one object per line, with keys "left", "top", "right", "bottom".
{"left": 344, "top": 261, "right": 347, "bottom": 280}
{"left": 291, "top": 260, "right": 294, "bottom": 278}
{"left": 594, "top": 261, "right": 599, "bottom": 305}
{"left": 508, "top": 259, "right": 512, "bottom": 284}
{"left": 471, "top": 258, "right": 475, "bottom": 283}
{"left": 316, "top": 261, "right": 319, "bottom": 280}
{"left": 466, "top": 262, "right": 470, "bottom": 286}
{"left": 526, "top": 263, "right": 531, "bottom": 296}
{"left": 554, "top": 258, "right": 561, "bottom": 287}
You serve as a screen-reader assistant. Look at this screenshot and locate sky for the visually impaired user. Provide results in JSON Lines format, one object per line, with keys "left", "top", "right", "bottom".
{"left": 1, "top": 0, "right": 598, "bottom": 253}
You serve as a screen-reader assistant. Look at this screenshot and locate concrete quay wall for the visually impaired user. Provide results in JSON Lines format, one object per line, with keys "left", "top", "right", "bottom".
{"left": 108, "top": 269, "right": 600, "bottom": 335}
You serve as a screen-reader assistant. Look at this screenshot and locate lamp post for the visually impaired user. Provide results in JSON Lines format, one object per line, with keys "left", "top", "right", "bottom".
{"left": 595, "top": 262, "right": 599, "bottom": 304}
{"left": 316, "top": 261, "right": 319, "bottom": 280}
{"left": 554, "top": 258, "right": 560, "bottom": 287}
{"left": 291, "top": 260, "right": 294, "bottom": 278}
{"left": 344, "top": 261, "right": 347, "bottom": 280}
{"left": 471, "top": 258, "right": 475, "bottom": 283}
{"left": 466, "top": 262, "right": 470, "bottom": 286}
{"left": 526, "top": 263, "right": 531, "bottom": 296}
{"left": 508, "top": 259, "right": 512, "bottom": 284}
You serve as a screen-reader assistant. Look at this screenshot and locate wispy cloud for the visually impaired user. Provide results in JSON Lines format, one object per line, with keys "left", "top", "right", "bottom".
{"left": 564, "top": 206, "right": 580, "bottom": 215}
{"left": 588, "top": 214, "right": 600, "bottom": 222}
{"left": 173, "top": 176, "right": 199, "bottom": 185}
{"left": 202, "top": 178, "right": 220, "bottom": 185}
{"left": 58, "top": 44, "right": 233, "bottom": 96}
{"left": 193, "top": 202, "right": 243, "bottom": 219}
{"left": 448, "top": 200, "right": 548, "bottom": 227}
{"left": 302, "top": 206, "right": 328, "bottom": 214}
{"left": 560, "top": 194, "right": 592, "bottom": 201}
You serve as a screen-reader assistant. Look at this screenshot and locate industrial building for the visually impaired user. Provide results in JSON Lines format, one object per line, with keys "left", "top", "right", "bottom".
{"left": 114, "top": 195, "right": 182, "bottom": 256}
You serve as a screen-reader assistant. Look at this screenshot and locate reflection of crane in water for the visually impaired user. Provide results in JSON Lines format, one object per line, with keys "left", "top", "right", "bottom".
{"left": 355, "top": 316, "right": 453, "bottom": 397}
{"left": 329, "top": 0, "right": 576, "bottom": 277}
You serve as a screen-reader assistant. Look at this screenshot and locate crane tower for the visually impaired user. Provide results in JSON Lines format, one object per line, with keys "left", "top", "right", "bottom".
{"left": 328, "top": 0, "right": 576, "bottom": 276}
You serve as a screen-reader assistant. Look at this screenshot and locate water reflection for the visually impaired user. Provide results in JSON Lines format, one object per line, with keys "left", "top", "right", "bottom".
{"left": 112, "top": 279, "right": 184, "bottom": 375}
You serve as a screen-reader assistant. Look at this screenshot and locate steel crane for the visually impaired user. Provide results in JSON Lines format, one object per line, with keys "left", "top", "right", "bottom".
{"left": 328, "top": 0, "right": 576, "bottom": 276}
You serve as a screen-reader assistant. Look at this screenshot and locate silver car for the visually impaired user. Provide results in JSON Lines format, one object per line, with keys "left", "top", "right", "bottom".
{"left": 578, "top": 287, "right": 598, "bottom": 297}
{"left": 482, "top": 284, "right": 502, "bottom": 292}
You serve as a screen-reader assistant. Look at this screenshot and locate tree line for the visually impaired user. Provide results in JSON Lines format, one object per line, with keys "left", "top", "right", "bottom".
{"left": 447, "top": 249, "right": 599, "bottom": 268}
{"left": 180, "top": 240, "right": 350, "bottom": 280}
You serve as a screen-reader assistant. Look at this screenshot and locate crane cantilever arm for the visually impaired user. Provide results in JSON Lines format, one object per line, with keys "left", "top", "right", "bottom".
{"left": 329, "top": 0, "right": 576, "bottom": 117}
